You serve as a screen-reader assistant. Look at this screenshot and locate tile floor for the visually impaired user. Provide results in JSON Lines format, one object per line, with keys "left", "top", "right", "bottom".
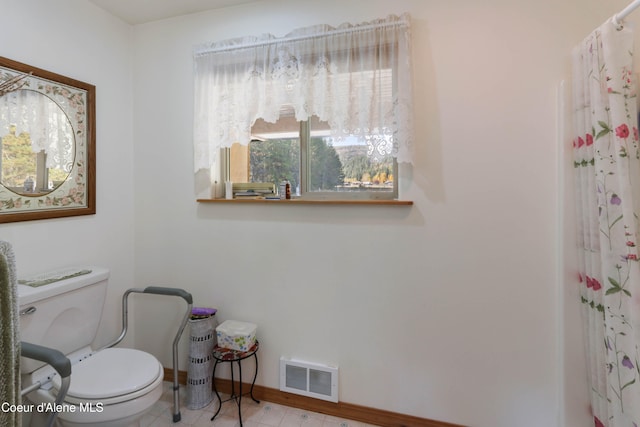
{"left": 140, "top": 382, "right": 380, "bottom": 427}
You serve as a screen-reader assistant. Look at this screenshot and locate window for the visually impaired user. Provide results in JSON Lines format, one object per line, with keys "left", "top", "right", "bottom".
{"left": 0, "top": 89, "right": 75, "bottom": 196}
{"left": 228, "top": 108, "right": 397, "bottom": 199}
{"left": 193, "top": 14, "right": 413, "bottom": 200}
{"left": 0, "top": 125, "right": 69, "bottom": 194}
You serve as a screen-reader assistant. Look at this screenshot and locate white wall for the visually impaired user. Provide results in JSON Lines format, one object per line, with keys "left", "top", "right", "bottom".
{"left": 130, "top": 1, "right": 629, "bottom": 426}
{"left": 0, "top": 0, "right": 136, "bottom": 347}
{"left": 6, "top": 0, "right": 640, "bottom": 426}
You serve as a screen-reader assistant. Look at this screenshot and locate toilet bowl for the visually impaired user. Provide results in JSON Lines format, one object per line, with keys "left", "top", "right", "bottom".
{"left": 25, "top": 348, "right": 163, "bottom": 427}
{"left": 18, "top": 268, "right": 164, "bottom": 427}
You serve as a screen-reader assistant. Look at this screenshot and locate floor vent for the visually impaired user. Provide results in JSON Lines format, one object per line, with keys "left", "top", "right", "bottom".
{"left": 279, "top": 357, "right": 338, "bottom": 402}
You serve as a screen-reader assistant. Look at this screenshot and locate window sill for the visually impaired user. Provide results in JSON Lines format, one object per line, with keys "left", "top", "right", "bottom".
{"left": 197, "top": 198, "right": 413, "bottom": 206}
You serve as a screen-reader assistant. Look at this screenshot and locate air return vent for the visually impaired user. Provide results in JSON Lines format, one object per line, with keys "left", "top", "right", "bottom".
{"left": 279, "top": 357, "right": 338, "bottom": 402}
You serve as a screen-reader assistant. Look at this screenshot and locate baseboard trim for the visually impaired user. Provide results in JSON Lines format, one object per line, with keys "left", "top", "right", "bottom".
{"left": 163, "top": 368, "right": 463, "bottom": 427}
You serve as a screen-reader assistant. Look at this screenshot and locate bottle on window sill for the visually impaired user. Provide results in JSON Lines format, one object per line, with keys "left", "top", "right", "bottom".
{"left": 24, "top": 176, "right": 34, "bottom": 193}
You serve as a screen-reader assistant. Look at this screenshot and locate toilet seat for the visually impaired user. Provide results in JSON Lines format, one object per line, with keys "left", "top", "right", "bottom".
{"left": 52, "top": 348, "right": 163, "bottom": 405}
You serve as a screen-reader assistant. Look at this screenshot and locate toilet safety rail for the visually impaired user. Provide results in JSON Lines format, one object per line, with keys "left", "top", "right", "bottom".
{"left": 20, "top": 341, "right": 71, "bottom": 427}
{"left": 104, "top": 286, "right": 193, "bottom": 423}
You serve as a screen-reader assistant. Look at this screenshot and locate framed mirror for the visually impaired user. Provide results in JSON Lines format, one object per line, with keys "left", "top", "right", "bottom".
{"left": 0, "top": 57, "right": 95, "bottom": 223}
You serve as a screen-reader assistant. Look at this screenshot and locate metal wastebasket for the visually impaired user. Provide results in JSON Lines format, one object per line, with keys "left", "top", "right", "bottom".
{"left": 186, "top": 308, "right": 217, "bottom": 409}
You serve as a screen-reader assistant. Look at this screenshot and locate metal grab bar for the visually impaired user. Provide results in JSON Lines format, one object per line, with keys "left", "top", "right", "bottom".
{"left": 103, "top": 286, "right": 193, "bottom": 423}
{"left": 21, "top": 341, "right": 71, "bottom": 427}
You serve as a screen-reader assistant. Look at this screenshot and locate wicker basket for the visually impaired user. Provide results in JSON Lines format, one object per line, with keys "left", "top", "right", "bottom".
{"left": 186, "top": 314, "right": 217, "bottom": 409}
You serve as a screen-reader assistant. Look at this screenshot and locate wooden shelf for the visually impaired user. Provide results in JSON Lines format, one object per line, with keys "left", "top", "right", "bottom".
{"left": 197, "top": 198, "right": 413, "bottom": 206}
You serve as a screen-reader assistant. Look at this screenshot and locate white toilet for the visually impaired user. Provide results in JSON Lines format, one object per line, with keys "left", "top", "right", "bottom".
{"left": 18, "top": 268, "right": 164, "bottom": 427}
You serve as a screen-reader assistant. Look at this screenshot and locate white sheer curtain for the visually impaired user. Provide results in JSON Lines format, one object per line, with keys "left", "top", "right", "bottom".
{"left": 0, "top": 90, "right": 73, "bottom": 170}
{"left": 193, "top": 13, "right": 413, "bottom": 176}
{"left": 572, "top": 18, "right": 640, "bottom": 427}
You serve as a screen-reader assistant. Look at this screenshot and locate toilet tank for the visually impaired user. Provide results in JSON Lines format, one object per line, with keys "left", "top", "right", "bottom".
{"left": 18, "top": 267, "right": 110, "bottom": 374}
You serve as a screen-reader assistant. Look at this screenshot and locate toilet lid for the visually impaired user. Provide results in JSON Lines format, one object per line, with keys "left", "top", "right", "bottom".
{"left": 52, "top": 348, "right": 162, "bottom": 400}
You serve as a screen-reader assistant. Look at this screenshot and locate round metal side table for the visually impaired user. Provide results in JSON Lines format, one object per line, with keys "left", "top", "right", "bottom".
{"left": 210, "top": 341, "right": 259, "bottom": 426}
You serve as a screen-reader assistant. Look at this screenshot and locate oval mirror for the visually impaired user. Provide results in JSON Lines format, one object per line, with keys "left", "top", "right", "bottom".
{"left": 0, "top": 89, "right": 75, "bottom": 196}
{"left": 0, "top": 56, "right": 95, "bottom": 223}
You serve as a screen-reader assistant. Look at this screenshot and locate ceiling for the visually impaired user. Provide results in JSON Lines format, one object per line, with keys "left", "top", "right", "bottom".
{"left": 87, "top": 0, "right": 259, "bottom": 25}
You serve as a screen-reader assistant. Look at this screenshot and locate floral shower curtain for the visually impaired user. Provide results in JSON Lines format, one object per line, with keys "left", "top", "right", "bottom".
{"left": 572, "top": 19, "right": 640, "bottom": 427}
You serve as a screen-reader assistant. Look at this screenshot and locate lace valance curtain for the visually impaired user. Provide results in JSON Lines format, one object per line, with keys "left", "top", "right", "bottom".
{"left": 0, "top": 90, "right": 73, "bottom": 170}
{"left": 193, "top": 13, "right": 414, "bottom": 173}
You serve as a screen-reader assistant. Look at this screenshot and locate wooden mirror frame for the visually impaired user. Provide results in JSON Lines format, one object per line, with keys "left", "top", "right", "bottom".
{"left": 0, "top": 57, "right": 95, "bottom": 223}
